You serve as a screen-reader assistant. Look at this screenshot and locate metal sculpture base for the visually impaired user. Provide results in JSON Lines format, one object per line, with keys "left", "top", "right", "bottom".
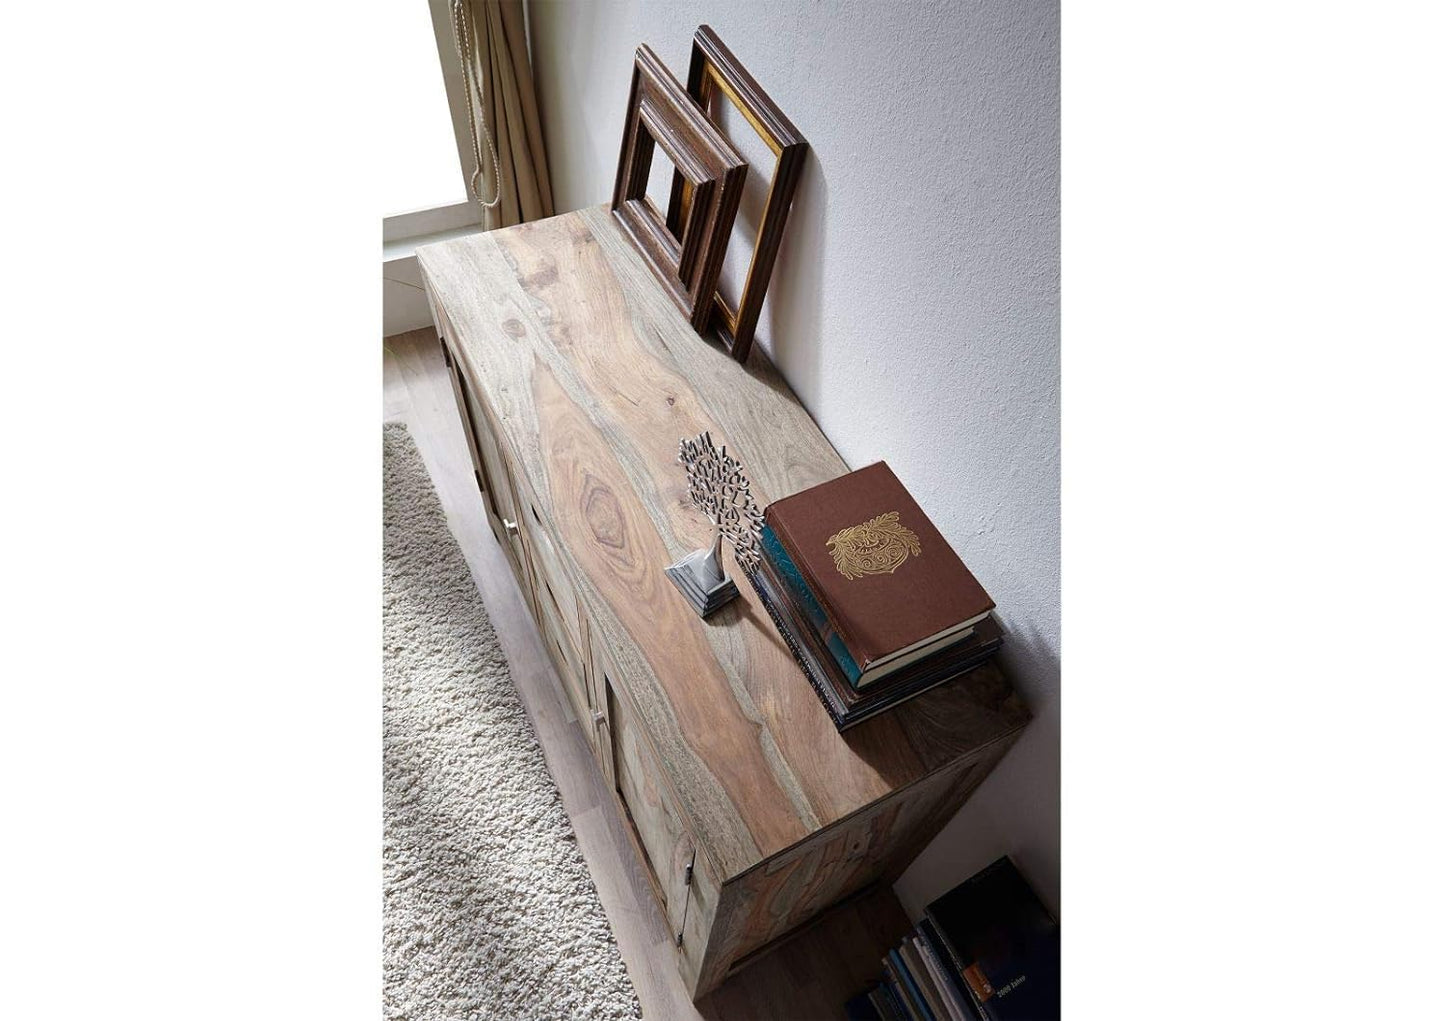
{"left": 665, "top": 547, "right": 740, "bottom": 618}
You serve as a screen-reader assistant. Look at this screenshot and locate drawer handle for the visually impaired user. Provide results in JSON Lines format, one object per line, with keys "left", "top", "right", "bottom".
{"left": 503, "top": 518, "right": 519, "bottom": 536}
{"left": 592, "top": 710, "right": 605, "bottom": 726}
{"left": 676, "top": 860, "right": 695, "bottom": 949}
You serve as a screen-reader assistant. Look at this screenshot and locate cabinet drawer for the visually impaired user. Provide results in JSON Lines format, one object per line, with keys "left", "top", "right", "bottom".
{"left": 609, "top": 679, "right": 695, "bottom": 940}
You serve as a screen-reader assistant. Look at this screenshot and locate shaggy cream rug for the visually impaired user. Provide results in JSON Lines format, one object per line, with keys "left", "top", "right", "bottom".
{"left": 383, "top": 424, "right": 641, "bottom": 1021}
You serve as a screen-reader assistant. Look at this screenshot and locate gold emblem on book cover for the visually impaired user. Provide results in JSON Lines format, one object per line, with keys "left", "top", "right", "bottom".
{"left": 826, "top": 512, "right": 922, "bottom": 580}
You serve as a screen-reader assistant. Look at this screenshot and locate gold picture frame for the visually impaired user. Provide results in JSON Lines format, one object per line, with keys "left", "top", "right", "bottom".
{"left": 666, "top": 26, "right": 809, "bottom": 363}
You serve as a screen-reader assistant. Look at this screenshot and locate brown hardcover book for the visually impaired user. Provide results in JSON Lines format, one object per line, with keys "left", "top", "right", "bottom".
{"left": 765, "top": 462, "right": 995, "bottom": 687}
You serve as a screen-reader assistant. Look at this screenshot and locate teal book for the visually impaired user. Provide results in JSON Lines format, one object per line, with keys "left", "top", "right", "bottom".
{"left": 760, "top": 524, "right": 863, "bottom": 684}
{"left": 889, "top": 946, "right": 936, "bottom": 1021}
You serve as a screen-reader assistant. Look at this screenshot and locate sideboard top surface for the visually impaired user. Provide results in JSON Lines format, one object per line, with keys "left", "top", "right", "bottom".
{"left": 417, "top": 206, "right": 1028, "bottom": 877}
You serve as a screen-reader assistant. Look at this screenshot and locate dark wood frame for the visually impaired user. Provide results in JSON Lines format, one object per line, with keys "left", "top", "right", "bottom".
{"left": 611, "top": 45, "right": 747, "bottom": 333}
{"left": 666, "top": 26, "right": 809, "bottom": 362}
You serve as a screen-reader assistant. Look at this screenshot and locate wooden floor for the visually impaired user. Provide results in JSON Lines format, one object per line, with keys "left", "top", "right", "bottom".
{"left": 384, "top": 327, "right": 907, "bottom": 1019}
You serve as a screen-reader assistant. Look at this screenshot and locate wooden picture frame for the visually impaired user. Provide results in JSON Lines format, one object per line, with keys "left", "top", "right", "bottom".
{"left": 666, "top": 26, "right": 809, "bottom": 363}
{"left": 611, "top": 45, "right": 748, "bottom": 333}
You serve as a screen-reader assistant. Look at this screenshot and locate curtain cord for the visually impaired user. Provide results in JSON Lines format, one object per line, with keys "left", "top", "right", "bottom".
{"left": 450, "top": 0, "right": 504, "bottom": 211}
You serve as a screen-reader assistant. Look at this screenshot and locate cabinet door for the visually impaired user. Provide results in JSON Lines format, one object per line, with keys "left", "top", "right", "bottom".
{"left": 609, "top": 678, "right": 696, "bottom": 943}
{"left": 439, "top": 339, "right": 493, "bottom": 518}
{"left": 532, "top": 554, "right": 590, "bottom": 726}
{"left": 514, "top": 488, "right": 584, "bottom": 657}
{"left": 585, "top": 628, "right": 615, "bottom": 777}
{"left": 454, "top": 364, "right": 527, "bottom": 582}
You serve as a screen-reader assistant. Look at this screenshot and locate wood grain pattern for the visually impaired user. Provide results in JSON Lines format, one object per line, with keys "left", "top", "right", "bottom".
{"left": 694, "top": 737, "right": 1014, "bottom": 991}
{"left": 612, "top": 680, "right": 696, "bottom": 938}
{"left": 416, "top": 208, "right": 1031, "bottom": 997}
{"left": 386, "top": 328, "right": 921, "bottom": 1016}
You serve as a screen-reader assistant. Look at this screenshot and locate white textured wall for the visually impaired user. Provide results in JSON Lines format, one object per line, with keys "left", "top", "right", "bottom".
{"left": 530, "top": 0, "right": 1060, "bottom": 916}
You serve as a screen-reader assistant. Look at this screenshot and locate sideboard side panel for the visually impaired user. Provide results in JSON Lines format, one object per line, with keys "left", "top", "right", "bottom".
{"left": 692, "top": 733, "right": 1018, "bottom": 994}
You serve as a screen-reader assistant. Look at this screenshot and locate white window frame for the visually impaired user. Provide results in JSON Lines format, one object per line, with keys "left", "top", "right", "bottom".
{"left": 418, "top": 0, "right": 478, "bottom": 227}
{"left": 386, "top": 1, "right": 533, "bottom": 335}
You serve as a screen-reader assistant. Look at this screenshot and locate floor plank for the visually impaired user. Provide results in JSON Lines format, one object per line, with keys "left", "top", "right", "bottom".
{"left": 383, "top": 327, "right": 905, "bottom": 1019}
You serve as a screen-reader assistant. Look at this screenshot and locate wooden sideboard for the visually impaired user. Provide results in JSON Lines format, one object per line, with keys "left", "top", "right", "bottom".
{"left": 416, "top": 205, "right": 1030, "bottom": 999}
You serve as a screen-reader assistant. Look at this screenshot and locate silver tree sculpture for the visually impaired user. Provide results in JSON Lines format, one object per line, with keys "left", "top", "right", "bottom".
{"left": 667, "top": 431, "right": 764, "bottom": 615}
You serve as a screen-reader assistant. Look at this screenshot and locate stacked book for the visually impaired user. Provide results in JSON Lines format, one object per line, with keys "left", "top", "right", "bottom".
{"left": 846, "top": 857, "right": 1060, "bottom": 1021}
{"left": 750, "top": 462, "right": 1003, "bottom": 731}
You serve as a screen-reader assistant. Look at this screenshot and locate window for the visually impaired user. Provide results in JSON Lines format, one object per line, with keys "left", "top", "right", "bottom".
{"left": 379, "top": 1, "right": 467, "bottom": 216}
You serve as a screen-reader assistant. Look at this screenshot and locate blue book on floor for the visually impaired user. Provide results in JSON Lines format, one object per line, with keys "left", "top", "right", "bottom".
{"left": 889, "top": 946, "right": 936, "bottom": 1021}
{"left": 918, "top": 919, "right": 983, "bottom": 1020}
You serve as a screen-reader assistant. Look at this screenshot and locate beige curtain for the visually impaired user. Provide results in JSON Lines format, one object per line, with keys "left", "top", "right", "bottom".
{"left": 454, "top": 0, "right": 554, "bottom": 230}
